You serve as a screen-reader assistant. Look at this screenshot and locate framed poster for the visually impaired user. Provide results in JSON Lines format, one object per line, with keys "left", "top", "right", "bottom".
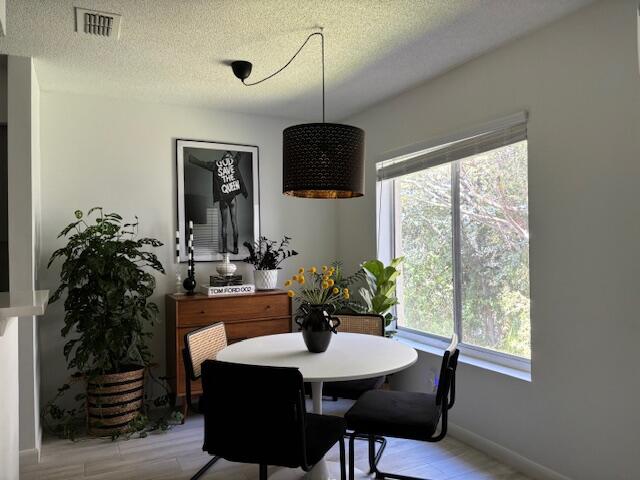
{"left": 176, "top": 139, "right": 260, "bottom": 262}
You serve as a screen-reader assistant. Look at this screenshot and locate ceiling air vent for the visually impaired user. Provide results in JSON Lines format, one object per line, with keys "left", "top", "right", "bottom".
{"left": 75, "top": 7, "right": 122, "bottom": 39}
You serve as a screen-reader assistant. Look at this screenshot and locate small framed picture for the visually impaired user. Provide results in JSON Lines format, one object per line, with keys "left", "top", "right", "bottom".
{"left": 176, "top": 139, "right": 260, "bottom": 262}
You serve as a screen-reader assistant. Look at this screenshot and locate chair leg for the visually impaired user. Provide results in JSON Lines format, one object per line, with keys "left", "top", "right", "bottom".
{"left": 368, "top": 434, "right": 378, "bottom": 476}
{"left": 365, "top": 433, "right": 434, "bottom": 480}
{"left": 259, "top": 464, "right": 268, "bottom": 480}
{"left": 339, "top": 436, "right": 347, "bottom": 480}
{"left": 190, "top": 455, "right": 219, "bottom": 480}
{"left": 349, "top": 432, "right": 356, "bottom": 480}
{"left": 181, "top": 401, "right": 188, "bottom": 424}
{"left": 345, "top": 431, "right": 386, "bottom": 472}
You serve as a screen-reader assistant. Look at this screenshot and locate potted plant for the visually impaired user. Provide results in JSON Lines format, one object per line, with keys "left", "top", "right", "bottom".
{"left": 359, "top": 257, "right": 404, "bottom": 336}
{"left": 286, "top": 265, "right": 350, "bottom": 352}
{"left": 328, "top": 260, "right": 367, "bottom": 313}
{"left": 47, "top": 208, "right": 165, "bottom": 437}
{"left": 242, "top": 235, "right": 298, "bottom": 290}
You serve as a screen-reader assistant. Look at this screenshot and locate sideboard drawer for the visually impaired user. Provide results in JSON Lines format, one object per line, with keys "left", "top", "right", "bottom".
{"left": 224, "top": 317, "right": 291, "bottom": 342}
{"left": 177, "top": 294, "right": 290, "bottom": 326}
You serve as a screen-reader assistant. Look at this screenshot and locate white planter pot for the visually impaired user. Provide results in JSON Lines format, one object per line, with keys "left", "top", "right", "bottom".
{"left": 253, "top": 269, "right": 278, "bottom": 290}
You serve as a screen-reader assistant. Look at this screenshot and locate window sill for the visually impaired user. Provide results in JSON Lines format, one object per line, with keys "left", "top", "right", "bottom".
{"left": 395, "top": 330, "right": 531, "bottom": 382}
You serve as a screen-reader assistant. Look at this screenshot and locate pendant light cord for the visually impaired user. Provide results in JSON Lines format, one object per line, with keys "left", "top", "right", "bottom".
{"left": 241, "top": 31, "right": 325, "bottom": 123}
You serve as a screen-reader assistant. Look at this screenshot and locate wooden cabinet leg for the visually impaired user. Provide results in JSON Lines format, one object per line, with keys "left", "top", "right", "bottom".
{"left": 181, "top": 399, "right": 188, "bottom": 424}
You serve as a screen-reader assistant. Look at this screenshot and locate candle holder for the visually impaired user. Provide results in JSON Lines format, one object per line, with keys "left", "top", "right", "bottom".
{"left": 183, "top": 221, "right": 197, "bottom": 295}
{"left": 175, "top": 230, "right": 183, "bottom": 294}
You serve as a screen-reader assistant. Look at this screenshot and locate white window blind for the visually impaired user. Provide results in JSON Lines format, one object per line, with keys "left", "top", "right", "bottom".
{"left": 376, "top": 112, "right": 528, "bottom": 181}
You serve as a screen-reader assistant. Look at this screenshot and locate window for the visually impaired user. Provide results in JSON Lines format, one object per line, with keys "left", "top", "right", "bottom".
{"left": 377, "top": 115, "right": 530, "bottom": 361}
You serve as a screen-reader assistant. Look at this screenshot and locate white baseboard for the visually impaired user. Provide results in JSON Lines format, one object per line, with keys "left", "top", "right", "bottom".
{"left": 448, "top": 423, "right": 571, "bottom": 480}
{"left": 19, "top": 447, "right": 40, "bottom": 466}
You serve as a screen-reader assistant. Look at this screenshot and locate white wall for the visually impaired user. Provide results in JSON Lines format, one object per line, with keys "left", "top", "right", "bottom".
{"left": 0, "top": 0, "right": 5, "bottom": 37}
{"left": 6, "top": 55, "right": 41, "bottom": 474}
{"left": 338, "top": 1, "right": 640, "bottom": 479}
{"left": 0, "top": 317, "right": 19, "bottom": 479}
{"left": 38, "top": 92, "right": 338, "bottom": 405}
{"left": 18, "top": 57, "right": 41, "bottom": 464}
{"left": 0, "top": 53, "right": 17, "bottom": 480}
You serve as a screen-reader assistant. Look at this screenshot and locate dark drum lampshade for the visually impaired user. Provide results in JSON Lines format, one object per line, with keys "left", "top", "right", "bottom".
{"left": 283, "top": 123, "right": 365, "bottom": 198}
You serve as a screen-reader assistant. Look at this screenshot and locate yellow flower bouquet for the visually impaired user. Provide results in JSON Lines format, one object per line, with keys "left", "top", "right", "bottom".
{"left": 287, "top": 264, "right": 350, "bottom": 352}
{"left": 285, "top": 265, "right": 350, "bottom": 307}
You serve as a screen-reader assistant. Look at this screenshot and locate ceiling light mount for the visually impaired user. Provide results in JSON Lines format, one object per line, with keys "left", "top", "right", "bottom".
{"left": 231, "top": 61, "right": 252, "bottom": 82}
{"left": 230, "top": 30, "right": 364, "bottom": 199}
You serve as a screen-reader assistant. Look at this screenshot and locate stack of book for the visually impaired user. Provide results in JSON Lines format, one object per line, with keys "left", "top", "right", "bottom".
{"left": 209, "top": 274, "right": 243, "bottom": 287}
{"left": 201, "top": 284, "right": 255, "bottom": 296}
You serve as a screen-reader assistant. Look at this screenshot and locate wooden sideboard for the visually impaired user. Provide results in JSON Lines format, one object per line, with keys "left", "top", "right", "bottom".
{"left": 165, "top": 290, "right": 292, "bottom": 403}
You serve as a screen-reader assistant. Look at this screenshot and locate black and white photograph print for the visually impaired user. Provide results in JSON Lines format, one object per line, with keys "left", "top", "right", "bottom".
{"left": 177, "top": 139, "right": 259, "bottom": 262}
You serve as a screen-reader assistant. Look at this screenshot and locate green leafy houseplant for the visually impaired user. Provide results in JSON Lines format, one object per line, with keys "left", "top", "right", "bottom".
{"left": 359, "top": 257, "right": 405, "bottom": 334}
{"left": 43, "top": 208, "right": 179, "bottom": 439}
{"left": 48, "top": 208, "right": 165, "bottom": 374}
{"left": 242, "top": 235, "right": 298, "bottom": 270}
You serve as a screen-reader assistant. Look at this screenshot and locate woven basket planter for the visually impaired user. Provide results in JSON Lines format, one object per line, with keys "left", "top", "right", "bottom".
{"left": 86, "top": 365, "right": 145, "bottom": 437}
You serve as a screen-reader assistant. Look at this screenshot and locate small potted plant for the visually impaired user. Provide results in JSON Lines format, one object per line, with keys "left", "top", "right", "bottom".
{"left": 286, "top": 265, "right": 350, "bottom": 352}
{"left": 242, "top": 235, "right": 298, "bottom": 290}
{"left": 47, "top": 208, "right": 165, "bottom": 437}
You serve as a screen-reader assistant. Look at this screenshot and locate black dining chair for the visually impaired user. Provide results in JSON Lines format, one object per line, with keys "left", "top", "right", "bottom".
{"left": 198, "top": 359, "right": 348, "bottom": 480}
{"left": 322, "top": 313, "right": 387, "bottom": 400}
{"left": 345, "top": 335, "right": 459, "bottom": 480}
{"left": 182, "top": 322, "right": 228, "bottom": 479}
{"left": 182, "top": 322, "right": 228, "bottom": 418}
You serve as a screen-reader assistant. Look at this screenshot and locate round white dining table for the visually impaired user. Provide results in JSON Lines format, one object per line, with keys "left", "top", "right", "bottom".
{"left": 217, "top": 332, "right": 418, "bottom": 479}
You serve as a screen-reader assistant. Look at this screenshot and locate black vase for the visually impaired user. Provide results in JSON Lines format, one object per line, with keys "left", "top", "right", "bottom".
{"left": 295, "top": 304, "right": 341, "bottom": 353}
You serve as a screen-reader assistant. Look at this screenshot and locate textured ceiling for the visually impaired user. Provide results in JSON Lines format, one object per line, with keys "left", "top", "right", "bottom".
{"left": 0, "top": 0, "right": 593, "bottom": 120}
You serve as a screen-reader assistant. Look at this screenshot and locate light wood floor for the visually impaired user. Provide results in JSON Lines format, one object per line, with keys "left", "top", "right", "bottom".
{"left": 22, "top": 399, "right": 530, "bottom": 480}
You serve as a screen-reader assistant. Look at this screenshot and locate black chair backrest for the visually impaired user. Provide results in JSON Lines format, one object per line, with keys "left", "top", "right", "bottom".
{"left": 200, "top": 360, "right": 308, "bottom": 468}
{"left": 183, "top": 322, "right": 227, "bottom": 381}
{"left": 426, "top": 335, "right": 459, "bottom": 442}
{"left": 435, "top": 334, "right": 460, "bottom": 408}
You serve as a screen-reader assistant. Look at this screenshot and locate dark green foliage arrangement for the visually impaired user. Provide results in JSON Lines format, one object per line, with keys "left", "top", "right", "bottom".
{"left": 42, "top": 208, "right": 182, "bottom": 440}
{"left": 243, "top": 235, "right": 298, "bottom": 270}
{"left": 330, "top": 260, "right": 367, "bottom": 312}
{"left": 48, "top": 207, "right": 165, "bottom": 375}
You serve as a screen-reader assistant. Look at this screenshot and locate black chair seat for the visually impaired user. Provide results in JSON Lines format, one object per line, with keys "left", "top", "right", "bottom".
{"left": 345, "top": 390, "right": 441, "bottom": 441}
{"left": 322, "top": 376, "right": 385, "bottom": 400}
{"left": 305, "top": 413, "right": 346, "bottom": 465}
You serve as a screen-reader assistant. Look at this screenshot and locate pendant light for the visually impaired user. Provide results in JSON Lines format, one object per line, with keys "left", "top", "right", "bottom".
{"left": 231, "top": 31, "right": 365, "bottom": 198}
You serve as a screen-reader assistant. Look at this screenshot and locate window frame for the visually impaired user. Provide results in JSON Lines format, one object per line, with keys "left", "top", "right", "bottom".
{"left": 380, "top": 132, "right": 531, "bottom": 374}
